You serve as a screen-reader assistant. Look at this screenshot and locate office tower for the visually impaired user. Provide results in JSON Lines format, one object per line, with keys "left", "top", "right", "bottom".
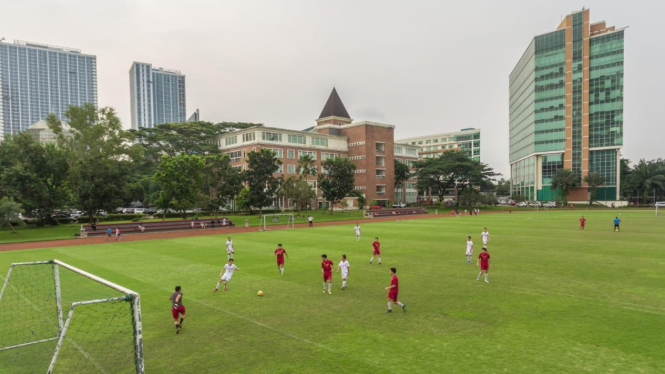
{"left": 130, "top": 62, "right": 186, "bottom": 129}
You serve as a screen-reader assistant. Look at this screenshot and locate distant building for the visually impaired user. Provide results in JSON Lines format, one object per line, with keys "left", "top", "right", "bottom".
{"left": 0, "top": 39, "right": 97, "bottom": 138}
{"left": 130, "top": 62, "right": 186, "bottom": 130}
{"left": 397, "top": 128, "right": 481, "bottom": 161}
{"left": 187, "top": 109, "right": 200, "bottom": 122}
{"left": 25, "top": 120, "right": 73, "bottom": 144}
{"left": 509, "top": 8, "right": 625, "bottom": 202}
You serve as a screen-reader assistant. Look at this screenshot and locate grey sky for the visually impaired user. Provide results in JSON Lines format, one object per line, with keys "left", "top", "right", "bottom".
{"left": 4, "top": 0, "right": 663, "bottom": 176}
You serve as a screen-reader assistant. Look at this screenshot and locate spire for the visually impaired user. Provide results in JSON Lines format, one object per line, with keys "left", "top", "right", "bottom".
{"left": 318, "top": 87, "right": 350, "bottom": 120}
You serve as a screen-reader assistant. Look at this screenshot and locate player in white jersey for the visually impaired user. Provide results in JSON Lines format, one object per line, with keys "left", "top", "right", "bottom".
{"left": 354, "top": 224, "right": 361, "bottom": 241}
{"left": 225, "top": 237, "right": 234, "bottom": 260}
{"left": 480, "top": 228, "right": 490, "bottom": 246}
{"left": 214, "top": 259, "right": 239, "bottom": 292}
{"left": 337, "top": 254, "right": 351, "bottom": 289}
{"left": 465, "top": 236, "right": 474, "bottom": 264}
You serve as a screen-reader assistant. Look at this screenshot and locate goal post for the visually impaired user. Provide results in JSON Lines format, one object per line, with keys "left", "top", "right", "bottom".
{"left": 0, "top": 260, "right": 144, "bottom": 374}
{"left": 259, "top": 213, "right": 296, "bottom": 231}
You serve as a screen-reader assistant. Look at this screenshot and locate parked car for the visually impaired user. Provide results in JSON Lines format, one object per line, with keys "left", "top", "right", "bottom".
{"left": 393, "top": 202, "right": 407, "bottom": 208}
{"left": 96, "top": 210, "right": 108, "bottom": 217}
{"left": 122, "top": 208, "right": 135, "bottom": 214}
{"left": 655, "top": 202, "right": 665, "bottom": 207}
{"left": 528, "top": 201, "right": 542, "bottom": 207}
{"left": 134, "top": 208, "right": 145, "bottom": 214}
{"left": 144, "top": 208, "right": 157, "bottom": 215}
{"left": 516, "top": 202, "right": 528, "bottom": 207}
{"left": 543, "top": 201, "right": 557, "bottom": 208}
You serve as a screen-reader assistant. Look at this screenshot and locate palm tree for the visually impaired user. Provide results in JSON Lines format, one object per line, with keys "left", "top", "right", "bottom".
{"left": 630, "top": 159, "right": 665, "bottom": 205}
{"left": 297, "top": 154, "right": 318, "bottom": 212}
{"left": 550, "top": 169, "right": 578, "bottom": 205}
{"left": 583, "top": 172, "right": 606, "bottom": 206}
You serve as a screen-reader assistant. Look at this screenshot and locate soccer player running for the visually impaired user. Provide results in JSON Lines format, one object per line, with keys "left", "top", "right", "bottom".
{"left": 370, "top": 237, "right": 382, "bottom": 265}
{"left": 385, "top": 267, "right": 406, "bottom": 313}
{"left": 477, "top": 247, "right": 491, "bottom": 283}
{"left": 337, "top": 255, "right": 350, "bottom": 289}
{"left": 321, "top": 254, "right": 334, "bottom": 294}
{"left": 465, "top": 236, "right": 473, "bottom": 263}
{"left": 354, "top": 224, "right": 361, "bottom": 241}
{"left": 170, "top": 286, "right": 186, "bottom": 334}
{"left": 274, "top": 244, "right": 288, "bottom": 275}
{"left": 480, "top": 228, "right": 490, "bottom": 246}
{"left": 214, "top": 259, "right": 239, "bottom": 292}
{"left": 580, "top": 216, "right": 586, "bottom": 231}
{"left": 614, "top": 216, "right": 621, "bottom": 232}
{"left": 226, "top": 237, "right": 235, "bottom": 260}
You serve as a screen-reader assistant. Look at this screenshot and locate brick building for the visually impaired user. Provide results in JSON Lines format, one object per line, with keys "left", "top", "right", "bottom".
{"left": 216, "top": 88, "right": 406, "bottom": 209}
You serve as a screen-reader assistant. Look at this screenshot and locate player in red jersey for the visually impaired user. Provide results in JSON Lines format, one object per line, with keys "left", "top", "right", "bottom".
{"left": 321, "top": 254, "right": 334, "bottom": 294}
{"left": 385, "top": 267, "right": 406, "bottom": 313}
{"left": 477, "top": 247, "right": 491, "bottom": 283}
{"left": 274, "top": 244, "right": 288, "bottom": 275}
{"left": 170, "top": 286, "right": 185, "bottom": 334}
{"left": 579, "top": 216, "right": 586, "bottom": 231}
{"left": 369, "top": 237, "right": 382, "bottom": 265}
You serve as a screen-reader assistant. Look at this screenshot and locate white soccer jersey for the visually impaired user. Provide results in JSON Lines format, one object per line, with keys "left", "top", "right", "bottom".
{"left": 339, "top": 260, "right": 350, "bottom": 274}
{"left": 223, "top": 264, "right": 238, "bottom": 276}
{"left": 226, "top": 240, "right": 234, "bottom": 252}
{"left": 481, "top": 232, "right": 490, "bottom": 242}
{"left": 355, "top": 227, "right": 361, "bottom": 235}
{"left": 466, "top": 240, "right": 473, "bottom": 255}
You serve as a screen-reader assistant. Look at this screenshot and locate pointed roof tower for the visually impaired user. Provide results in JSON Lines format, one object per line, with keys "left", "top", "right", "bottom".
{"left": 317, "top": 88, "right": 351, "bottom": 125}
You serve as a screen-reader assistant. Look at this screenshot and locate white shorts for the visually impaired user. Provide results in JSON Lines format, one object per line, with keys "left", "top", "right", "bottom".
{"left": 221, "top": 274, "right": 233, "bottom": 282}
{"left": 227, "top": 248, "right": 234, "bottom": 254}
{"left": 482, "top": 239, "right": 488, "bottom": 245}
{"left": 466, "top": 249, "right": 473, "bottom": 256}
{"left": 341, "top": 271, "right": 348, "bottom": 279}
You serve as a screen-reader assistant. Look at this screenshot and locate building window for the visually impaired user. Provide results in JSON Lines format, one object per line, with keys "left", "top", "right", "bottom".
{"left": 277, "top": 164, "right": 283, "bottom": 173}
{"left": 348, "top": 155, "right": 365, "bottom": 160}
{"left": 433, "top": 139, "right": 438, "bottom": 143}
{"left": 287, "top": 164, "right": 295, "bottom": 173}
{"left": 425, "top": 139, "right": 431, "bottom": 144}
{"left": 311, "top": 137, "right": 328, "bottom": 147}
{"left": 242, "top": 132, "right": 255, "bottom": 142}
{"left": 395, "top": 147, "right": 403, "bottom": 154}
{"left": 262, "top": 132, "right": 282, "bottom": 142}
{"left": 288, "top": 134, "right": 307, "bottom": 144}
{"left": 225, "top": 136, "right": 238, "bottom": 146}
{"left": 348, "top": 141, "right": 365, "bottom": 147}
{"left": 287, "top": 150, "right": 295, "bottom": 159}
{"left": 321, "top": 152, "right": 338, "bottom": 161}
{"left": 418, "top": 141, "right": 423, "bottom": 145}
{"left": 298, "top": 150, "right": 317, "bottom": 160}
{"left": 406, "top": 148, "right": 417, "bottom": 155}
{"left": 268, "top": 148, "right": 283, "bottom": 158}
{"left": 226, "top": 151, "right": 242, "bottom": 162}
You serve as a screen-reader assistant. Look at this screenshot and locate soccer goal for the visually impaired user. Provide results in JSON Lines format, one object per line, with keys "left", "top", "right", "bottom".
{"left": 260, "top": 213, "right": 295, "bottom": 231}
{"left": 0, "top": 260, "right": 144, "bottom": 374}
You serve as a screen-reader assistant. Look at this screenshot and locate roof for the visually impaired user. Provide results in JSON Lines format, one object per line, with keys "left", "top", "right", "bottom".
{"left": 318, "top": 87, "right": 350, "bottom": 120}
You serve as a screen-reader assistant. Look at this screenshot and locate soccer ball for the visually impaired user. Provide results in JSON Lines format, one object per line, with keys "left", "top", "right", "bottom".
{"left": 257, "top": 291, "right": 263, "bottom": 296}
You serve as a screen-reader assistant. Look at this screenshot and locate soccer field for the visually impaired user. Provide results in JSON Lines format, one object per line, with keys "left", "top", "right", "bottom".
{"left": 1, "top": 210, "right": 664, "bottom": 373}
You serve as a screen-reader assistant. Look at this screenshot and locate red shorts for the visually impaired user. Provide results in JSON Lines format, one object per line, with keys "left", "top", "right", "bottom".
{"left": 373, "top": 249, "right": 381, "bottom": 255}
{"left": 171, "top": 305, "right": 185, "bottom": 319}
{"left": 277, "top": 258, "right": 284, "bottom": 265}
{"left": 481, "top": 264, "right": 489, "bottom": 271}
{"left": 323, "top": 273, "right": 332, "bottom": 281}
{"left": 388, "top": 291, "right": 398, "bottom": 302}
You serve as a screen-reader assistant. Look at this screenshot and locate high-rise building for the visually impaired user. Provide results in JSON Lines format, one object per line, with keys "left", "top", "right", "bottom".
{"left": 0, "top": 40, "right": 97, "bottom": 138}
{"left": 509, "top": 9, "right": 625, "bottom": 202}
{"left": 397, "top": 128, "right": 481, "bottom": 161}
{"left": 130, "top": 62, "right": 186, "bottom": 130}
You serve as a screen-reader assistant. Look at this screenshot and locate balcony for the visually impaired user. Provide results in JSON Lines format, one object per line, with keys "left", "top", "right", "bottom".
{"left": 376, "top": 156, "right": 386, "bottom": 167}
{"left": 376, "top": 170, "right": 386, "bottom": 179}
{"left": 375, "top": 142, "right": 385, "bottom": 154}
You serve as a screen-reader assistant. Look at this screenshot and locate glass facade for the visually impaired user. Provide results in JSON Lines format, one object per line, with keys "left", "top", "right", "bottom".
{"left": 511, "top": 156, "right": 536, "bottom": 200}
{"left": 130, "top": 62, "right": 186, "bottom": 129}
{"left": 0, "top": 41, "right": 97, "bottom": 136}
{"left": 571, "top": 13, "right": 584, "bottom": 183}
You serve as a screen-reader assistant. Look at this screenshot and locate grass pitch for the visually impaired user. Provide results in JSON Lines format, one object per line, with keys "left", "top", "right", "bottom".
{"left": 1, "top": 210, "right": 664, "bottom": 373}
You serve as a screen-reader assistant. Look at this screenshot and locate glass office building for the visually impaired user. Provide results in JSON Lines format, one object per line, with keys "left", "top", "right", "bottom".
{"left": 509, "top": 9, "right": 624, "bottom": 202}
{"left": 130, "top": 62, "right": 186, "bottom": 129}
{"left": 0, "top": 40, "right": 97, "bottom": 138}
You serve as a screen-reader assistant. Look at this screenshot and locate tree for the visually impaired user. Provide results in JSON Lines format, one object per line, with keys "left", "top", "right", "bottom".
{"left": 550, "top": 169, "right": 578, "bottom": 205}
{"left": 153, "top": 155, "right": 205, "bottom": 220}
{"left": 202, "top": 154, "right": 243, "bottom": 217}
{"left": 495, "top": 178, "right": 511, "bottom": 196}
{"left": 47, "top": 104, "right": 142, "bottom": 223}
{"left": 394, "top": 160, "right": 411, "bottom": 203}
{"left": 583, "top": 172, "right": 606, "bottom": 206}
{"left": 281, "top": 176, "right": 316, "bottom": 215}
{"left": 317, "top": 158, "right": 356, "bottom": 215}
{"left": 619, "top": 158, "right": 633, "bottom": 200}
{"left": 348, "top": 189, "right": 366, "bottom": 209}
{"left": 297, "top": 154, "right": 318, "bottom": 213}
{"left": 235, "top": 187, "right": 251, "bottom": 213}
{"left": 630, "top": 159, "right": 665, "bottom": 205}
{"left": 0, "top": 197, "right": 25, "bottom": 234}
{"left": 0, "top": 133, "right": 70, "bottom": 225}
{"left": 245, "top": 148, "right": 282, "bottom": 216}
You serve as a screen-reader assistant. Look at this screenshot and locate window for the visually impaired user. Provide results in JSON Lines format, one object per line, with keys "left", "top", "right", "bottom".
{"left": 287, "top": 150, "right": 295, "bottom": 159}
{"left": 298, "top": 150, "right": 317, "bottom": 160}
{"left": 226, "top": 151, "right": 242, "bottom": 162}
{"left": 348, "top": 141, "right": 365, "bottom": 147}
{"left": 394, "top": 147, "right": 403, "bottom": 154}
{"left": 242, "top": 132, "right": 255, "bottom": 142}
{"left": 321, "top": 152, "right": 338, "bottom": 161}
{"left": 441, "top": 138, "right": 447, "bottom": 142}
{"left": 411, "top": 142, "right": 416, "bottom": 145}
{"left": 311, "top": 137, "right": 328, "bottom": 147}
{"left": 406, "top": 182, "right": 416, "bottom": 190}
{"left": 268, "top": 148, "right": 283, "bottom": 158}
{"left": 418, "top": 141, "right": 423, "bottom": 145}
{"left": 262, "top": 132, "right": 282, "bottom": 142}
{"left": 288, "top": 134, "right": 307, "bottom": 144}
{"left": 225, "top": 136, "right": 238, "bottom": 146}
{"left": 425, "top": 140, "right": 431, "bottom": 144}
{"left": 287, "top": 164, "right": 295, "bottom": 173}
{"left": 277, "top": 164, "right": 283, "bottom": 173}
{"left": 433, "top": 139, "right": 438, "bottom": 143}
{"left": 406, "top": 148, "right": 417, "bottom": 155}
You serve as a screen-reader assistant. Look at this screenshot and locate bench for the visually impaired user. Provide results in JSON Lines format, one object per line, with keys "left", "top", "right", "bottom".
{"left": 365, "top": 208, "right": 428, "bottom": 218}
{"left": 81, "top": 218, "right": 235, "bottom": 237}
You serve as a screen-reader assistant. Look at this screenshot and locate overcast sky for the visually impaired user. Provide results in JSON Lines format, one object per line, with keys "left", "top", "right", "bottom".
{"left": 4, "top": 0, "right": 663, "bottom": 176}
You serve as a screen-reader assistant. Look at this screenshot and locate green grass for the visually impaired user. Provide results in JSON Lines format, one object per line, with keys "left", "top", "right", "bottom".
{"left": 1, "top": 210, "right": 664, "bottom": 373}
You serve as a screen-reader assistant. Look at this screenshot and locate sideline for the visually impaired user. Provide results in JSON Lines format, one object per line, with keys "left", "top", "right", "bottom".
{"left": 0, "top": 211, "right": 508, "bottom": 252}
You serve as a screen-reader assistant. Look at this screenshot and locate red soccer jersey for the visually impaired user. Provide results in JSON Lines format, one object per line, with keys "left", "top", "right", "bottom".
{"left": 390, "top": 275, "right": 398, "bottom": 293}
{"left": 580, "top": 218, "right": 586, "bottom": 226}
{"left": 373, "top": 241, "right": 380, "bottom": 251}
{"left": 321, "top": 260, "right": 333, "bottom": 274}
{"left": 274, "top": 248, "right": 286, "bottom": 260}
{"left": 478, "top": 252, "right": 490, "bottom": 267}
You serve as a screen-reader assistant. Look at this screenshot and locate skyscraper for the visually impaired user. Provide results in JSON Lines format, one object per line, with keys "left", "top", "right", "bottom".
{"left": 130, "top": 62, "right": 186, "bottom": 130}
{"left": 509, "top": 9, "right": 625, "bottom": 202}
{"left": 0, "top": 40, "right": 97, "bottom": 138}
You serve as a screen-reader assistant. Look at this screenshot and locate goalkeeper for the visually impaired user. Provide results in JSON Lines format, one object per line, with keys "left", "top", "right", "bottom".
{"left": 170, "top": 286, "right": 186, "bottom": 334}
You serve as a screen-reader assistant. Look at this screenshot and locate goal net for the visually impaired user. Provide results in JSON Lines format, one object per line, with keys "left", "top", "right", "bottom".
{"left": 260, "top": 214, "right": 295, "bottom": 231}
{"left": 0, "top": 260, "right": 144, "bottom": 374}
